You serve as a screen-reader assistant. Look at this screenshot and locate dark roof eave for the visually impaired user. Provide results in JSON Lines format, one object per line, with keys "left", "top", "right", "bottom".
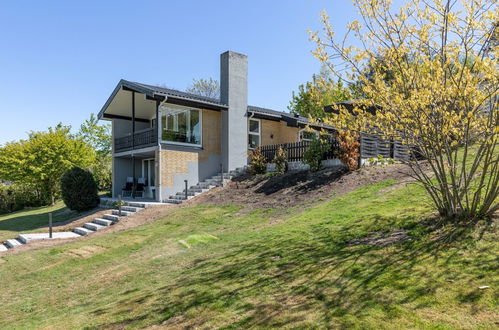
{"left": 98, "top": 80, "right": 228, "bottom": 120}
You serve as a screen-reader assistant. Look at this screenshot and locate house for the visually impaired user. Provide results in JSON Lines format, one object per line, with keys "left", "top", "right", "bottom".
{"left": 98, "top": 51, "right": 334, "bottom": 202}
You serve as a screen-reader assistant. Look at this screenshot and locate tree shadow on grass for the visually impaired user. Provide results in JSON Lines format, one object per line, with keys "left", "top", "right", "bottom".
{"left": 254, "top": 169, "right": 348, "bottom": 196}
{"left": 94, "top": 217, "right": 494, "bottom": 328}
{"left": 0, "top": 206, "right": 95, "bottom": 234}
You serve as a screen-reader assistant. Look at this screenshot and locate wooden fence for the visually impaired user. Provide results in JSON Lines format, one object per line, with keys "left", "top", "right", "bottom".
{"left": 259, "top": 138, "right": 340, "bottom": 163}
{"left": 360, "top": 133, "right": 412, "bottom": 161}
{"left": 259, "top": 134, "right": 414, "bottom": 164}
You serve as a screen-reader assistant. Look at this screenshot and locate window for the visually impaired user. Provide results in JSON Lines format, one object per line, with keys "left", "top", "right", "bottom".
{"left": 248, "top": 119, "right": 260, "bottom": 149}
{"left": 299, "top": 130, "right": 318, "bottom": 142}
{"left": 160, "top": 106, "right": 201, "bottom": 146}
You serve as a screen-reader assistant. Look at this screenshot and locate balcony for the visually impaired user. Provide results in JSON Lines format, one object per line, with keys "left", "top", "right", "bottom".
{"left": 115, "top": 128, "right": 158, "bottom": 152}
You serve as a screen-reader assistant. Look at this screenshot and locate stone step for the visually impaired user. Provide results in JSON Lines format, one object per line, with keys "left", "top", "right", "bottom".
{"left": 188, "top": 187, "right": 207, "bottom": 193}
{"left": 93, "top": 218, "right": 113, "bottom": 226}
{"left": 83, "top": 222, "right": 105, "bottom": 231}
{"left": 164, "top": 199, "right": 183, "bottom": 204}
{"left": 171, "top": 194, "right": 196, "bottom": 200}
{"left": 212, "top": 175, "right": 234, "bottom": 180}
{"left": 124, "top": 202, "right": 148, "bottom": 208}
{"left": 0, "top": 244, "right": 8, "bottom": 252}
{"left": 176, "top": 191, "right": 197, "bottom": 197}
{"left": 112, "top": 210, "right": 134, "bottom": 216}
{"left": 5, "top": 239, "right": 23, "bottom": 248}
{"left": 196, "top": 182, "right": 216, "bottom": 189}
{"left": 103, "top": 214, "right": 120, "bottom": 222}
{"left": 73, "top": 227, "right": 93, "bottom": 236}
{"left": 203, "top": 180, "right": 222, "bottom": 187}
{"left": 18, "top": 234, "right": 31, "bottom": 244}
{"left": 121, "top": 206, "right": 143, "bottom": 212}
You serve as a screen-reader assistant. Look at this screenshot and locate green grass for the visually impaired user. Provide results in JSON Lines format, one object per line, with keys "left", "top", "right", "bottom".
{"left": 0, "top": 180, "right": 497, "bottom": 329}
{"left": 0, "top": 201, "right": 92, "bottom": 242}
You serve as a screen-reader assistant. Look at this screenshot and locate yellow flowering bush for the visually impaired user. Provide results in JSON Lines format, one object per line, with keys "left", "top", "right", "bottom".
{"left": 310, "top": 0, "right": 498, "bottom": 220}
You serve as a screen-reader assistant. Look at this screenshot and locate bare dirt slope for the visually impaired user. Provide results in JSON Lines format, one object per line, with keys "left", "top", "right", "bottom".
{"left": 190, "top": 164, "right": 414, "bottom": 213}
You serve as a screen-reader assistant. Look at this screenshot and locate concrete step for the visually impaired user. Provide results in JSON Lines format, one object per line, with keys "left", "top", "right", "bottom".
{"left": 164, "top": 199, "right": 183, "bottom": 204}
{"left": 121, "top": 206, "right": 143, "bottom": 212}
{"left": 170, "top": 194, "right": 195, "bottom": 200}
{"left": 73, "top": 227, "right": 93, "bottom": 236}
{"left": 83, "top": 222, "right": 105, "bottom": 231}
{"left": 18, "top": 234, "right": 31, "bottom": 244}
{"left": 93, "top": 218, "right": 113, "bottom": 226}
{"left": 5, "top": 239, "right": 23, "bottom": 248}
{"left": 203, "top": 180, "right": 222, "bottom": 187}
{"left": 112, "top": 210, "right": 134, "bottom": 216}
{"left": 176, "top": 191, "right": 197, "bottom": 197}
{"left": 103, "top": 214, "right": 120, "bottom": 222}
{"left": 213, "top": 174, "right": 234, "bottom": 180}
{"left": 125, "top": 202, "right": 148, "bottom": 208}
{"left": 188, "top": 187, "right": 208, "bottom": 193}
{"left": 0, "top": 244, "right": 8, "bottom": 252}
{"left": 196, "top": 182, "right": 216, "bottom": 189}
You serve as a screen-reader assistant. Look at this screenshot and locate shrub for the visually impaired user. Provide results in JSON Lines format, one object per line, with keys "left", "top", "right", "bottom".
{"left": 304, "top": 136, "right": 331, "bottom": 172}
{"left": 0, "top": 183, "right": 45, "bottom": 214}
{"left": 273, "top": 146, "right": 288, "bottom": 174}
{"left": 338, "top": 130, "right": 360, "bottom": 171}
{"left": 249, "top": 148, "right": 267, "bottom": 175}
{"left": 60, "top": 167, "right": 100, "bottom": 212}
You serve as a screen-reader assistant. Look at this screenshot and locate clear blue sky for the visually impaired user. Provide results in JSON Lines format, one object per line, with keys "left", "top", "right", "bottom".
{"left": 0, "top": 0, "right": 358, "bottom": 144}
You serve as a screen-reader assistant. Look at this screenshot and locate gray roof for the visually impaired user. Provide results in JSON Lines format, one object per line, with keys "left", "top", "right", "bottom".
{"left": 130, "top": 81, "right": 225, "bottom": 106}
{"left": 99, "top": 80, "right": 334, "bottom": 130}
{"left": 247, "top": 105, "right": 335, "bottom": 130}
{"left": 98, "top": 79, "right": 227, "bottom": 119}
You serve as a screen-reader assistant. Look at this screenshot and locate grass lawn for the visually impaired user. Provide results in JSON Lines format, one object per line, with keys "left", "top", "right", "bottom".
{"left": 0, "top": 201, "right": 90, "bottom": 242}
{"left": 0, "top": 179, "right": 497, "bottom": 328}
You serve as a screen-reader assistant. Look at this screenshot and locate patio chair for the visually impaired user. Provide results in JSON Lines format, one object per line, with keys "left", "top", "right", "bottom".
{"left": 122, "top": 177, "right": 134, "bottom": 198}
{"left": 135, "top": 177, "right": 146, "bottom": 198}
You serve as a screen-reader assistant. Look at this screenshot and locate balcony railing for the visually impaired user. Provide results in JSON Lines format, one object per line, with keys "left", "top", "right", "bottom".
{"left": 115, "top": 128, "right": 158, "bottom": 152}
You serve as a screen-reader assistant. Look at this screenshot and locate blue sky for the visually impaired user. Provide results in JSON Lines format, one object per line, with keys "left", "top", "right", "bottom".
{"left": 0, "top": 0, "right": 358, "bottom": 144}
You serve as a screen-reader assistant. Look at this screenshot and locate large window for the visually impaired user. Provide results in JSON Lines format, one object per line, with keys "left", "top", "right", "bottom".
{"left": 160, "top": 106, "right": 201, "bottom": 146}
{"left": 248, "top": 119, "right": 260, "bottom": 149}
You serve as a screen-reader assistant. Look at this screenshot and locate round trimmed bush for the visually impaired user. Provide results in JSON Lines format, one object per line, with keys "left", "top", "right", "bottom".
{"left": 61, "top": 167, "right": 100, "bottom": 211}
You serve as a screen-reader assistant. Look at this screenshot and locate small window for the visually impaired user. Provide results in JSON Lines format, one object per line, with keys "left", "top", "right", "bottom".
{"left": 299, "top": 130, "right": 318, "bottom": 142}
{"left": 248, "top": 119, "right": 260, "bottom": 149}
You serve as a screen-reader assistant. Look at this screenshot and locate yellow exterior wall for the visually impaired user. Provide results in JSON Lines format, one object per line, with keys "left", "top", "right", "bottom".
{"left": 160, "top": 109, "right": 221, "bottom": 188}
{"left": 260, "top": 119, "right": 300, "bottom": 146}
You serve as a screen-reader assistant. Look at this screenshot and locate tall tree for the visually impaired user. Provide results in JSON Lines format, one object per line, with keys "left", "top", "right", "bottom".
{"left": 311, "top": 0, "right": 498, "bottom": 220}
{"left": 186, "top": 78, "right": 220, "bottom": 99}
{"left": 77, "top": 113, "right": 112, "bottom": 190}
{"left": 78, "top": 113, "right": 111, "bottom": 157}
{"left": 0, "top": 125, "right": 95, "bottom": 205}
{"left": 289, "top": 66, "right": 355, "bottom": 119}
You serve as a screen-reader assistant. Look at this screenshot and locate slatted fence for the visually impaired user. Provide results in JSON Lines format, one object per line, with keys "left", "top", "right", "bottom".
{"left": 360, "top": 133, "right": 415, "bottom": 161}
{"left": 259, "top": 134, "right": 415, "bottom": 165}
{"left": 259, "top": 138, "right": 340, "bottom": 163}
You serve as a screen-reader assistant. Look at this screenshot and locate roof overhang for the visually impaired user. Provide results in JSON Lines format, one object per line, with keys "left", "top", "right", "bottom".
{"left": 98, "top": 80, "right": 228, "bottom": 121}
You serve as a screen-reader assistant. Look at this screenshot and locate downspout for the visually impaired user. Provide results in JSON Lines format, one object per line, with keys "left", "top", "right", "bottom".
{"left": 156, "top": 94, "right": 168, "bottom": 202}
{"left": 132, "top": 91, "right": 136, "bottom": 199}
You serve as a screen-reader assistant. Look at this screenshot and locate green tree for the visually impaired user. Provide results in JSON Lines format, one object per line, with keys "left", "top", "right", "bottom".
{"left": 186, "top": 78, "right": 220, "bottom": 99}
{"left": 0, "top": 125, "right": 96, "bottom": 205}
{"left": 78, "top": 113, "right": 111, "bottom": 157}
{"left": 289, "top": 66, "right": 354, "bottom": 119}
{"left": 77, "top": 113, "right": 112, "bottom": 190}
